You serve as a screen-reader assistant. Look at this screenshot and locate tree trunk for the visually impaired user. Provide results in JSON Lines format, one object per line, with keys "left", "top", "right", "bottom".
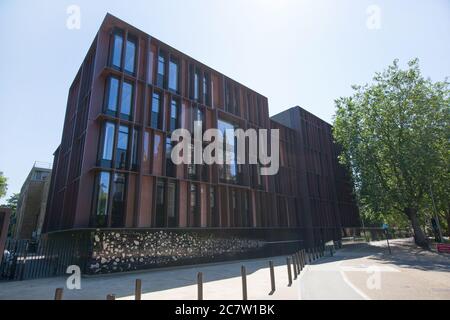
{"left": 404, "top": 207, "right": 429, "bottom": 249}
{"left": 447, "top": 207, "right": 450, "bottom": 238}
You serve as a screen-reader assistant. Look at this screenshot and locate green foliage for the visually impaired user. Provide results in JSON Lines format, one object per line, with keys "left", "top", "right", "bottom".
{"left": 6, "top": 193, "right": 19, "bottom": 238}
{"left": 0, "top": 171, "right": 7, "bottom": 199}
{"left": 333, "top": 58, "right": 449, "bottom": 243}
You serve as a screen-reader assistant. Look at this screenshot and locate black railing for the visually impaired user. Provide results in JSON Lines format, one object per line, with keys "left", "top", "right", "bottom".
{"left": 0, "top": 236, "right": 89, "bottom": 282}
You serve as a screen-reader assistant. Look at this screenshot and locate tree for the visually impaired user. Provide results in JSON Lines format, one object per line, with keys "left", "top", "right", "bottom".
{"left": 0, "top": 171, "right": 7, "bottom": 199}
{"left": 5, "top": 193, "right": 19, "bottom": 238}
{"left": 333, "top": 59, "right": 449, "bottom": 249}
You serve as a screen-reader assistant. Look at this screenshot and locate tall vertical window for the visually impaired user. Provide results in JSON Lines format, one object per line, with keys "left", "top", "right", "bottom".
{"left": 194, "top": 70, "right": 200, "bottom": 100}
{"left": 203, "top": 73, "right": 209, "bottom": 105}
{"left": 106, "top": 77, "right": 120, "bottom": 114}
{"left": 154, "top": 179, "right": 178, "bottom": 228}
{"left": 190, "top": 184, "right": 199, "bottom": 227}
{"left": 93, "top": 171, "right": 110, "bottom": 227}
{"left": 218, "top": 119, "right": 237, "bottom": 183}
{"left": 131, "top": 128, "right": 139, "bottom": 171}
{"left": 151, "top": 92, "right": 162, "bottom": 129}
{"left": 210, "top": 187, "right": 218, "bottom": 227}
{"left": 99, "top": 122, "right": 115, "bottom": 167}
{"left": 116, "top": 125, "right": 129, "bottom": 169}
{"left": 111, "top": 32, "right": 123, "bottom": 69}
{"left": 169, "top": 99, "right": 178, "bottom": 132}
{"left": 193, "top": 105, "right": 205, "bottom": 133}
{"left": 243, "top": 192, "right": 250, "bottom": 227}
{"left": 168, "top": 58, "right": 179, "bottom": 92}
{"left": 188, "top": 143, "right": 197, "bottom": 179}
{"left": 167, "top": 181, "right": 177, "bottom": 227}
{"left": 157, "top": 52, "right": 165, "bottom": 88}
{"left": 120, "top": 81, "right": 133, "bottom": 119}
{"left": 155, "top": 179, "right": 165, "bottom": 227}
{"left": 111, "top": 173, "right": 126, "bottom": 227}
{"left": 231, "top": 190, "right": 237, "bottom": 227}
{"left": 256, "top": 163, "right": 262, "bottom": 187}
{"left": 165, "top": 137, "right": 175, "bottom": 177}
{"left": 124, "top": 37, "right": 136, "bottom": 74}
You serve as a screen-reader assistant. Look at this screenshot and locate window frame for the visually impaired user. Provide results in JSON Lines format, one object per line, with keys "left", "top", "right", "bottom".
{"left": 110, "top": 29, "right": 124, "bottom": 70}
{"left": 150, "top": 91, "right": 162, "bottom": 130}
{"left": 156, "top": 49, "right": 166, "bottom": 88}
{"left": 104, "top": 76, "right": 120, "bottom": 116}
{"left": 168, "top": 56, "right": 180, "bottom": 93}
{"left": 98, "top": 121, "right": 116, "bottom": 168}
{"left": 120, "top": 80, "right": 134, "bottom": 120}
{"left": 124, "top": 35, "right": 137, "bottom": 75}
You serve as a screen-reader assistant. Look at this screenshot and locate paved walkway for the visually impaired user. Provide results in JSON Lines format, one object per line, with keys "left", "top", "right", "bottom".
{"left": 0, "top": 238, "right": 449, "bottom": 300}
{"left": 0, "top": 256, "right": 300, "bottom": 300}
{"left": 300, "top": 238, "right": 450, "bottom": 300}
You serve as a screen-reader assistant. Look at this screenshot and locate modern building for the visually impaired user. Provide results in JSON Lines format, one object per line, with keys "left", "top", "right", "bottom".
{"left": 14, "top": 162, "right": 52, "bottom": 239}
{"left": 43, "top": 14, "right": 359, "bottom": 274}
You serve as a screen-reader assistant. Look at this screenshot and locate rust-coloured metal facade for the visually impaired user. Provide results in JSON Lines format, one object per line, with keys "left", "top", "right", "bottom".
{"left": 43, "top": 14, "right": 360, "bottom": 246}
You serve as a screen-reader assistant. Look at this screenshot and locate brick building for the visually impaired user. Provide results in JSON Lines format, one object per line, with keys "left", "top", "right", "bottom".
{"left": 42, "top": 14, "right": 359, "bottom": 273}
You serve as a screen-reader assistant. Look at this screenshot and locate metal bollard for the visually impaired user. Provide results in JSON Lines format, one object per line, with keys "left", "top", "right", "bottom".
{"left": 301, "top": 250, "right": 305, "bottom": 268}
{"left": 197, "top": 272, "right": 203, "bottom": 300}
{"left": 292, "top": 255, "right": 298, "bottom": 279}
{"left": 241, "top": 265, "right": 248, "bottom": 300}
{"left": 135, "top": 279, "right": 142, "bottom": 300}
{"left": 297, "top": 252, "right": 303, "bottom": 271}
{"left": 269, "top": 261, "right": 276, "bottom": 295}
{"left": 54, "top": 288, "right": 64, "bottom": 300}
{"left": 286, "top": 257, "right": 293, "bottom": 286}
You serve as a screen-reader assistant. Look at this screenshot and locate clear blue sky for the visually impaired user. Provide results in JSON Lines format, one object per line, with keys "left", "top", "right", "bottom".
{"left": 0, "top": 0, "right": 449, "bottom": 203}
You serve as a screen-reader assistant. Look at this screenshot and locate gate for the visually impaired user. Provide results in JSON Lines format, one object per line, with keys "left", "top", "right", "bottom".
{"left": 0, "top": 237, "right": 88, "bottom": 281}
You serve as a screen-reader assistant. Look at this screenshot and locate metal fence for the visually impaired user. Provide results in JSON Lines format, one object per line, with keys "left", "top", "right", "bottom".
{"left": 341, "top": 227, "right": 413, "bottom": 243}
{"left": 0, "top": 227, "right": 413, "bottom": 282}
{"left": 0, "top": 237, "right": 88, "bottom": 281}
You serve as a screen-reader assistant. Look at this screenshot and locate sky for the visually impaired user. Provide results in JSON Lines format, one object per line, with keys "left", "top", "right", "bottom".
{"left": 0, "top": 0, "right": 449, "bottom": 203}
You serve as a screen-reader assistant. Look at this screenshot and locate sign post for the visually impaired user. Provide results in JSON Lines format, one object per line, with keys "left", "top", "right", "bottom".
{"left": 382, "top": 223, "right": 392, "bottom": 255}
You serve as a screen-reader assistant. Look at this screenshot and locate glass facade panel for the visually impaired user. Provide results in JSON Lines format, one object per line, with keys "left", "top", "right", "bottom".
{"left": 190, "top": 184, "right": 199, "bottom": 227}
{"left": 106, "top": 77, "right": 120, "bottom": 113}
{"left": 168, "top": 59, "right": 178, "bottom": 92}
{"left": 116, "top": 125, "right": 129, "bottom": 169}
{"left": 194, "top": 71, "right": 199, "bottom": 100}
{"left": 218, "top": 119, "right": 237, "bottom": 183}
{"left": 101, "top": 122, "right": 115, "bottom": 163}
{"left": 157, "top": 53, "right": 165, "bottom": 87}
{"left": 203, "top": 74, "right": 209, "bottom": 104}
{"left": 94, "top": 171, "right": 110, "bottom": 227}
{"left": 131, "top": 128, "right": 139, "bottom": 170}
{"left": 124, "top": 38, "right": 136, "bottom": 73}
{"left": 167, "top": 181, "right": 177, "bottom": 227}
{"left": 155, "top": 179, "right": 165, "bottom": 227}
{"left": 169, "top": 99, "right": 178, "bottom": 132}
{"left": 111, "top": 173, "right": 126, "bottom": 227}
{"left": 112, "top": 33, "right": 123, "bottom": 68}
{"left": 121, "top": 81, "right": 133, "bottom": 119}
{"left": 165, "top": 137, "right": 175, "bottom": 177}
{"left": 151, "top": 92, "right": 161, "bottom": 129}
